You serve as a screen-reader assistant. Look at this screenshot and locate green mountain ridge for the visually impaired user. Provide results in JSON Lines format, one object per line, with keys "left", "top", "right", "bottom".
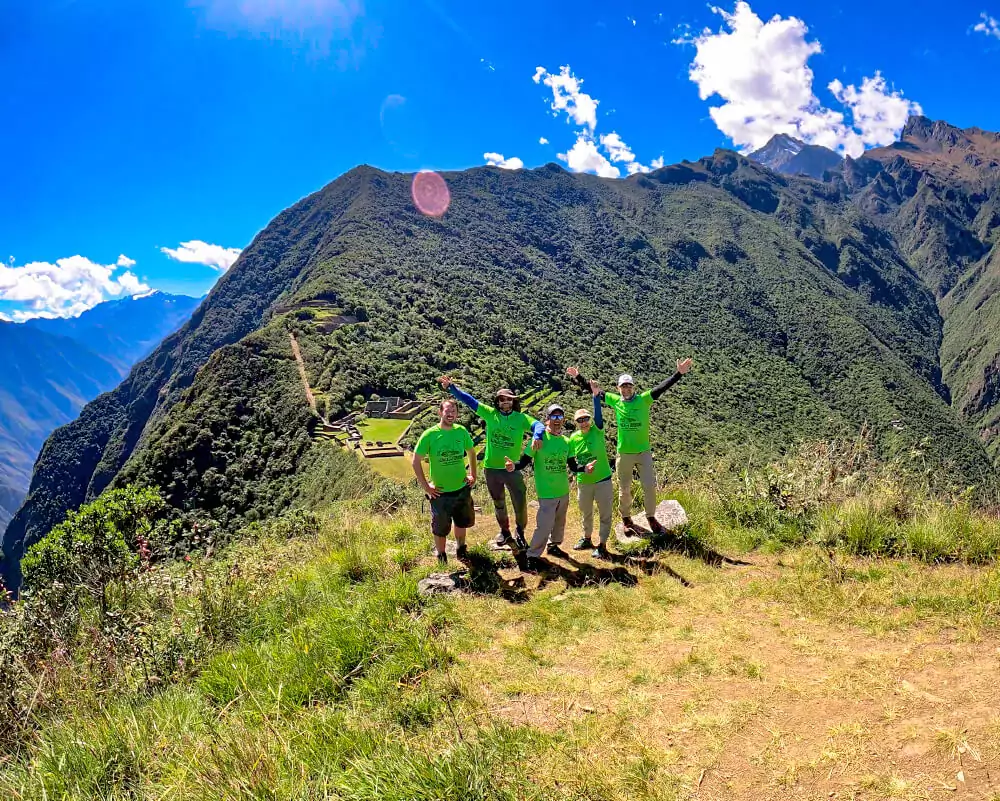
{"left": 5, "top": 127, "right": 1000, "bottom": 590}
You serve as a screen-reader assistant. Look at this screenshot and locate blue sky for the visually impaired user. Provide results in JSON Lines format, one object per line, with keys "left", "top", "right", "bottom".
{"left": 2, "top": 0, "right": 1000, "bottom": 319}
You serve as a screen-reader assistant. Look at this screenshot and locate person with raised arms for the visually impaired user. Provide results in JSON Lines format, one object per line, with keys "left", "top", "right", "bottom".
{"left": 567, "top": 358, "right": 693, "bottom": 536}
{"left": 412, "top": 398, "right": 478, "bottom": 566}
{"left": 506, "top": 403, "right": 595, "bottom": 572}
{"left": 438, "top": 376, "right": 544, "bottom": 551}
{"left": 568, "top": 379, "right": 614, "bottom": 558}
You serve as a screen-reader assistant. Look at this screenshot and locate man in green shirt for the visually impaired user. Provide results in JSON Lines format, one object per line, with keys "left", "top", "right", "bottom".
{"left": 567, "top": 358, "right": 692, "bottom": 536}
{"left": 412, "top": 398, "right": 478, "bottom": 566}
{"left": 507, "top": 404, "right": 595, "bottom": 572}
{"left": 568, "top": 379, "right": 614, "bottom": 559}
{"left": 438, "top": 376, "right": 544, "bottom": 550}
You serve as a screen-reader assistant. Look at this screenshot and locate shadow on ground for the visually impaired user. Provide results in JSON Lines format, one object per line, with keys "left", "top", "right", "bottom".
{"left": 620, "top": 523, "right": 753, "bottom": 568}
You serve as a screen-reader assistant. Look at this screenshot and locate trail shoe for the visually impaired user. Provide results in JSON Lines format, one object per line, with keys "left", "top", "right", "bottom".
{"left": 592, "top": 544, "right": 610, "bottom": 559}
{"left": 523, "top": 556, "right": 546, "bottom": 574}
{"left": 546, "top": 543, "right": 568, "bottom": 558}
{"left": 647, "top": 517, "right": 667, "bottom": 536}
{"left": 514, "top": 530, "right": 529, "bottom": 552}
{"left": 573, "top": 537, "right": 595, "bottom": 551}
{"left": 456, "top": 544, "right": 469, "bottom": 561}
{"left": 437, "top": 552, "right": 448, "bottom": 567}
{"left": 495, "top": 530, "right": 514, "bottom": 547}
{"left": 622, "top": 517, "right": 645, "bottom": 535}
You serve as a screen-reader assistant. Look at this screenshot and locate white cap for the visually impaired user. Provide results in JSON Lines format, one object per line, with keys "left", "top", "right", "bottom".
{"left": 617, "top": 373, "right": 635, "bottom": 387}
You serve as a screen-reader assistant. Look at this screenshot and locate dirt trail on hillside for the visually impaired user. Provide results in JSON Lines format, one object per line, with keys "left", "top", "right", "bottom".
{"left": 450, "top": 522, "right": 1000, "bottom": 800}
{"left": 288, "top": 333, "right": 317, "bottom": 416}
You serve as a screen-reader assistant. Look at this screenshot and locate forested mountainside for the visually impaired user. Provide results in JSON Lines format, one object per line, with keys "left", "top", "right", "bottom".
{"left": 836, "top": 116, "right": 1000, "bottom": 456}
{"left": 0, "top": 294, "right": 198, "bottom": 541}
{"left": 5, "top": 135, "right": 999, "bottom": 590}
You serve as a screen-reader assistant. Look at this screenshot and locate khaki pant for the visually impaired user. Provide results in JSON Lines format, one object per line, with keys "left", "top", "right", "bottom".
{"left": 578, "top": 478, "right": 614, "bottom": 544}
{"left": 529, "top": 495, "right": 569, "bottom": 558}
{"left": 617, "top": 450, "right": 657, "bottom": 518}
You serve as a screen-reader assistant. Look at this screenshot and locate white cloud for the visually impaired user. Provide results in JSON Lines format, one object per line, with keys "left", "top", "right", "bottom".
{"left": 532, "top": 65, "right": 599, "bottom": 133}
{"left": 161, "top": 240, "right": 243, "bottom": 272}
{"left": 558, "top": 137, "right": 620, "bottom": 179}
{"left": 600, "top": 132, "right": 652, "bottom": 174}
{"left": 484, "top": 152, "right": 525, "bottom": 170}
{"left": 0, "top": 255, "right": 150, "bottom": 321}
{"left": 533, "top": 64, "right": 662, "bottom": 179}
{"left": 974, "top": 12, "right": 1000, "bottom": 38}
{"left": 651, "top": 156, "right": 665, "bottom": 169}
{"left": 539, "top": 137, "right": 549, "bottom": 145}
{"left": 680, "top": 1, "right": 921, "bottom": 157}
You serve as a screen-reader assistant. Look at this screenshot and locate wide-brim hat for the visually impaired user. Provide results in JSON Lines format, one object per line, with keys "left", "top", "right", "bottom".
{"left": 573, "top": 408, "right": 591, "bottom": 421}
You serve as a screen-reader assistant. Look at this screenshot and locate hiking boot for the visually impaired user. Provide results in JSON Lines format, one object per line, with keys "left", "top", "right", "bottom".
{"left": 437, "top": 552, "right": 448, "bottom": 566}
{"left": 572, "top": 537, "right": 595, "bottom": 551}
{"left": 513, "top": 531, "right": 529, "bottom": 551}
{"left": 456, "top": 544, "right": 469, "bottom": 561}
{"left": 622, "top": 517, "right": 644, "bottom": 535}
{"left": 592, "top": 544, "right": 610, "bottom": 559}
{"left": 522, "top": 556, "right": 546, "bottom": 574}
{"left": 495, "top": 530, "right": 514, "bottom": 547}
{"left": 647, "top": 517, "right": 667, "bottom": 536}
{"left": 546, "top": 543, "right": 568, "bottom": 558}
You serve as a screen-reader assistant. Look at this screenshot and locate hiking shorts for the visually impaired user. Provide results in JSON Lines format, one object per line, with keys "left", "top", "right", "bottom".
{"left": 430, "top": 485, "right": 475, "bottom": 537}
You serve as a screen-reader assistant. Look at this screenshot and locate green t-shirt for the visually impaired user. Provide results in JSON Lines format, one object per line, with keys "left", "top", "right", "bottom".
{"left": 522, "top": 431, "right": 572, "bottom": 499}
{"left": 605, "top": 391, "right": 654, "bottom": 454}
{"left": 414, "top": 424, "right": 474, "bottom": 493}
{"left": 476, "top": 403, "right": 538, "bottom": 469}
{"left": 569, "top": 425, "right": 613, "bottom": 485}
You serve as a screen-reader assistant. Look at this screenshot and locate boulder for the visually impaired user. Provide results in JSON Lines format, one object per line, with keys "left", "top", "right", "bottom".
{"left": 615, "top": 499, "right": 688, "bottom": 545}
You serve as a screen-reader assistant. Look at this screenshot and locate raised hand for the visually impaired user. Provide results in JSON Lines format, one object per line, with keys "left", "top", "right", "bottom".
{"left": 589, "top": 379, "right": 601, "bottom": 396}
{"left": 504, "top": 456, "right": 516, "bottom": 472}
{"left": 566, "top": 366, "right": 579, "bottom": 378}
{"left": 437, "top": 375, "right": 453, "bottom": 389}
{"left": 677, "top": 358, "right": 693, "bottom": 375}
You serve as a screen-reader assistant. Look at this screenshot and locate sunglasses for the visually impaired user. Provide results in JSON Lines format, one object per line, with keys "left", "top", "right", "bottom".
{"left": 576, "top": 416, "right": 591, "bottom": 423}
{"left": 549, "top": 414, "right": 564, "bottom": 420}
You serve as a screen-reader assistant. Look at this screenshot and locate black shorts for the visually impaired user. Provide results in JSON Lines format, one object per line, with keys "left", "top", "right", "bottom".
{"left": 430, "top": 486, "right": 475, "bottom": 537}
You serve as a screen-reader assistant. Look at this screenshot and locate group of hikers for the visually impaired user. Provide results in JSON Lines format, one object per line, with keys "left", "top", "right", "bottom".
{"left": 411, "top": 358, "right": 694, "bottom": 573}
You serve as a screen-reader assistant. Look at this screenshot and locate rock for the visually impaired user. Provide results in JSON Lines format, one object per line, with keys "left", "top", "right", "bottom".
{"left": 418, "top": 573, "right": 464, "bottom": 595}
{"left": 615, "top": 499, "right": 688, "bottom": 545}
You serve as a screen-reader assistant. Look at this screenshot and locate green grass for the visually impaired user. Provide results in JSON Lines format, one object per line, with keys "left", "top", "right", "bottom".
{"left": 357, "top": 417, "right": 411, "bottom": 444}
{"left": 367, "top": 454, "right": 418, "bottom": 483}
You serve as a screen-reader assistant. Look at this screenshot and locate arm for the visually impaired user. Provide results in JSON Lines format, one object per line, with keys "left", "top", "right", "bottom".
{"left": 411, "top": 452, "right": 440, "bottom": 498}
{"left": 507, "top": 453, "right": 533, "bottom": 471}
{"left": 649, "top": 358, "right": 694, "bottom": 401}
{"left": 530, "top": 420, "right": 545, "bottom": 440}
{"left": 649, "top": 372, "right": 682, "bottom": 401}
{"left": 465, "top": 448, "right": 478, "bottom": 485}
{"left": 567, "top": 366, "right": 606, "bottom": 402}
{"left": 593, "top": 392, "right": 604, "bottom": 429}
{"left": 567, "top": 457, "right": 595, "bottom": 474}
{"left": 448, "top": 384, "right": 479, "bottom": 412}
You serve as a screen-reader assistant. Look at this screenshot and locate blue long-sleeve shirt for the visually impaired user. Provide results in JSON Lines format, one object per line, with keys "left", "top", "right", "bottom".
{"left": 593, "top": 394, "right": 604, "bottom": 429}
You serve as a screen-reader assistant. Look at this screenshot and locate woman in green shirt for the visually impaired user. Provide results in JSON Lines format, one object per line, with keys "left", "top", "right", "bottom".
{"left": 568, "top": 379, "right": 614, "bottom": 558}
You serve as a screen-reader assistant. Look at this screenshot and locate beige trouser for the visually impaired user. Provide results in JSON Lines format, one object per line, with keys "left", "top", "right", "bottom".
{"left": 617, "top": 450, "right": 657, "bottom": 518}
{"left": 528, "top": 495, "right": 569, "bottom": 558}
{"left": 578, "top": 478, "right": 614, "bottom": 544}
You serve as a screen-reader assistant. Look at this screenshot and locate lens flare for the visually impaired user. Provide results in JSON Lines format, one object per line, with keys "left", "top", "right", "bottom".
{"left": 411, "top": 171, "right": 451, "bottom": 217}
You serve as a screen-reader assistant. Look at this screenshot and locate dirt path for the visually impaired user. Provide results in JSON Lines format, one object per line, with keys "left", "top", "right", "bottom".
{"left": 288, "top": 333, "right": 318, "bottom": 417}
{"left": 445, "top": 514, "right": 1000, "bottom": 801}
